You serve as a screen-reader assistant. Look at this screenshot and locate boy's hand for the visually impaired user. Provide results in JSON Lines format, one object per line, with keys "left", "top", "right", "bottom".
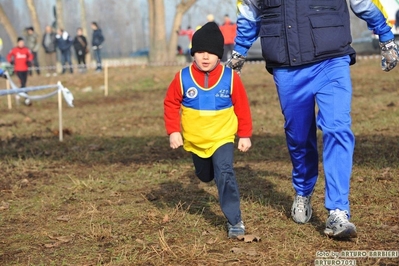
{"left": 169, "top": 132, "right": 183, "bottom": 149}
{"left": 238, "top": 138, "right": 251, "bottom": 152}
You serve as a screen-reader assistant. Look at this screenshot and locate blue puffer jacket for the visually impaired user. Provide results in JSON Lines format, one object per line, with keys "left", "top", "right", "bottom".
{"left": 259, "top": 0, "right": 356, "bottom": 70}
{"left": 234, "top": 0, "right": 394, "bottom": 73}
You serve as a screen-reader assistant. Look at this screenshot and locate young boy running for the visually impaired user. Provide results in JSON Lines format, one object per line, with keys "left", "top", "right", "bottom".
{"left": 164, "top": 22, "right": 252, "bottom": 238}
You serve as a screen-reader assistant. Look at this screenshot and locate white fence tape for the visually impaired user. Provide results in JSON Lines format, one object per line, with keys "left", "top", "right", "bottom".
{"left": 1, "top": 71, "right": 75, "bottom": 141}
{"left": 1, "top": 71, "right": 74, "bottom": 107}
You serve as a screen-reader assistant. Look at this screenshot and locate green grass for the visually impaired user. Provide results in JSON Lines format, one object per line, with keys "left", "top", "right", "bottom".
{"left": 0, "top": 61, "right": 398, "bottom": 265}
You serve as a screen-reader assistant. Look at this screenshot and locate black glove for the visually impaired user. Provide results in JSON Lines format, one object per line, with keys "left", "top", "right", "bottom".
{"left": 27, "top": 61, "right": 32, "bottom": 67}
{"left": 10, "top": 60, "right": 14, "bottom": 65}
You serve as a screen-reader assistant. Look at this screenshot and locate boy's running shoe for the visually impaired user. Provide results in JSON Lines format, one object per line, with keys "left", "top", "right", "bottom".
{"left": 291, "top": 194, "right": 313, "bottom": 224}
{"left": 227, "top": 221, "right": 245, "bottom": 238}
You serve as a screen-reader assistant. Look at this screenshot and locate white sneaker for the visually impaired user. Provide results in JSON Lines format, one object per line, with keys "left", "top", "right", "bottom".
{"left": 291, "top": 194, "right": 313, "bottom": 223}
{"left": 227, "top": 221, "right": 245, "bottom": 239}
{"left": 324, "top": 209, "right": 357, "bottom": 239}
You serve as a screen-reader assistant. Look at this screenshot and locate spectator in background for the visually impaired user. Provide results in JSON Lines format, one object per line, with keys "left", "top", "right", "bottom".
{"left": 42, "top": 25, "right": 57, "bottom": 77}
{"left": 7, "top": 37, "right": 33, "bottom": 105}
{"left": 177, "top": 25, "right": 195, "bottom": 63}
{"left": 219, "top": 14, "right": 236, "bottom": 62}
{"left": 206, "top": 14, "right": 218, "bottom": 25}
{"left": 25, "top": 26, "right": 40, "bottom": 75}
{"left": 55, "top": 29, "right": 73, "bottom": 74}
{"left": 73, "top": 27, "right": 88, "bottom": 72}
{"left": 91, "top": 22, "right": 105, "bottom": 72}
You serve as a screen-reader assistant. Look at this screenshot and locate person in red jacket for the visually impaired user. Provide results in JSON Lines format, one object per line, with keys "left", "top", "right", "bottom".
{"left": 164, "top": 22, "right": 252, "bottom": 239}
{"left": 219, "top": 14, "right": 237, "bottom": 62}
{"left": 7, "top": 37, "right": 33, "bottom": 88}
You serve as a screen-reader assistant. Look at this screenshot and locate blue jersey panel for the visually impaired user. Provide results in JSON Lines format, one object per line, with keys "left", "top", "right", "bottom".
{"left": 181, "top": 66, "right": 233, "bottom": 111}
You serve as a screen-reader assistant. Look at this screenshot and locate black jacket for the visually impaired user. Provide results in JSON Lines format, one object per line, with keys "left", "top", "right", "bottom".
{"left": 259, "top": 0, "right": 355, "bottom": 72}
{"left": 92, "top": 29, "right": 104, "bottom": 47}
{"left": 73, "top": 35, "right": 88, "bottom": 53}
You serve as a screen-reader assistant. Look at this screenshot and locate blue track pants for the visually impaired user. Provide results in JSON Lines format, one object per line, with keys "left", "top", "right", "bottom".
{"left": 192, "top": 143, "right": 242, "bottom": 225}
{"left": 273, "top": 56, "right": 354, "bottom": 216}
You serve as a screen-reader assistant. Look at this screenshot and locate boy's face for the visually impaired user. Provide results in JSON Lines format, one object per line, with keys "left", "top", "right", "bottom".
{"left": 194, "top": 52, "right": 219, "bottom": 72}
{"left": 17, "top": 40, "right": 24, "bottom": 48}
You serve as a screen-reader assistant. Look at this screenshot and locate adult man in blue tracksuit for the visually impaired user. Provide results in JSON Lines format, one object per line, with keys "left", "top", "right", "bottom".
{"left": 227, "top": 0, "right": 399, "bottom": 239}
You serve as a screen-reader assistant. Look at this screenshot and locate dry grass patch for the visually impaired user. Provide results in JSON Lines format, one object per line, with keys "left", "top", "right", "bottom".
{"left": 0, "top": 62, "right": 398, "bottom": 265}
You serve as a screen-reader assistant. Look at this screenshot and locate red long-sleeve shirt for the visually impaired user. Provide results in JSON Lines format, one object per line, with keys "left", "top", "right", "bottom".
{"left": 164, "top": 63, "right": 252, "bottom": 138}
{"left": 7, "top": 46, "right": 33, "bottom": 72}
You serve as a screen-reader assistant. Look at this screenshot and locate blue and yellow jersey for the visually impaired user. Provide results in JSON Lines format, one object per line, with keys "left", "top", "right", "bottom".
{"left": 164, "top": 63, "right": 252, "bottom": 158}
{"left": 180, "top": 65, "right": 238, "bottom": 158}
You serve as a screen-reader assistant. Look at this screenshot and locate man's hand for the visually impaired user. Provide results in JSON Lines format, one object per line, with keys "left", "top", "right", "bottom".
{"left": 238, "top": 138, "right": 251, "bottom": 152}
{"left": 226, "top": 51, "right": 246, "bottom": 74}
{"left": 169, "top": 132, "right": 183, "bottom": 149}
{"left": 380, "top": 39, "right": 399, "bottom": 72}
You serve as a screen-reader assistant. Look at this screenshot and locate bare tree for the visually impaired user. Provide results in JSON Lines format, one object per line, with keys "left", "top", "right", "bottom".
{"left": 26, "top": 0, "right": 42, "bottom": 37}
{"left": 0, "top": 4, "right": 18, "bottom": 47}
{"left": 79, "top": 0, "right": 91, "bottom": 64}
{"left": 148, "top": 0, "right": 197, "bottom": 63}
{"left": 167, "top": 0, "right": 197, "bottom": 61}
{"left": 26, "top": 0, "right": 45, "bottom": 68}
{"left": 148, "top": 0, "right": 167, "bottom": 63}
{"left": 56, "top": 0, "right": 64, "bottom": 30}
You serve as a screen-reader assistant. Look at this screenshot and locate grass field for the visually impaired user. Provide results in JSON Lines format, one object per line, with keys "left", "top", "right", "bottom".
{"left": 0, "top": 59, "right": 398, "bottom": 266}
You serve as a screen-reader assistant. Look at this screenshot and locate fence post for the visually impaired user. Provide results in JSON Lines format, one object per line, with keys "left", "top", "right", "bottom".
{"left": 104, "top": 61, "right": 109, "bottom": 96}
{"left": 58, "top": 87, "right": 63, "bottom": 141}
{"left": 6, "top": 79, "right": 12, "bottom": 109}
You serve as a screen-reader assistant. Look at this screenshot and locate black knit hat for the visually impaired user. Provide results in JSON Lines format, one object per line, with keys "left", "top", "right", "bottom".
{"left": 191, "top": 22, "right": 224, "bottom": 59}
{"left": 17, "top": 37, "right": 24, "bottom": 42}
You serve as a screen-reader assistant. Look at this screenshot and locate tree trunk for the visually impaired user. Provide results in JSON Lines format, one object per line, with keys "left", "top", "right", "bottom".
{"left": 148, "top": 0, "right": 197, "bottom": 63}
{"left": 0, "top": 4, "right": 18, "bottom": 46}
{"left": 56, "top": 0, "right": 64, "bottom": 30}
{"left": 167, "top": 0, "right": 197, "bottom": 61}
{"left": 79, "top": 0, "right": 91, "bottom": 65}
{"left": 148, "top": 0, "right": 168, "bottom": 63}
{"left": 148, "top": 0, "right": 155, "bottom": 62}
{"left": 26, "top": 0, "right": 45, "bottom": 71}
{"left": 26, "top": 0, "right": 42, "bottom": 37}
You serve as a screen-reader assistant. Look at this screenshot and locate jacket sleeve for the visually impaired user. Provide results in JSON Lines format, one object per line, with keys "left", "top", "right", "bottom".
{"left": 28, "top": 50, "right": 34, "bottom": 61}
{"left": 231, "top": 71, "right": 252, "bottom": 138}
{"left": 349, "top": 0, "right": 394, "bottom": 42}
{"left": 234, "top": 0, "right": 262, "bottom": 56}
{"left": 164, "top": 72, "right": 183, "bottom": 135}
{"left": 6, "top": 49, "right": 14, "bottom": 62}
